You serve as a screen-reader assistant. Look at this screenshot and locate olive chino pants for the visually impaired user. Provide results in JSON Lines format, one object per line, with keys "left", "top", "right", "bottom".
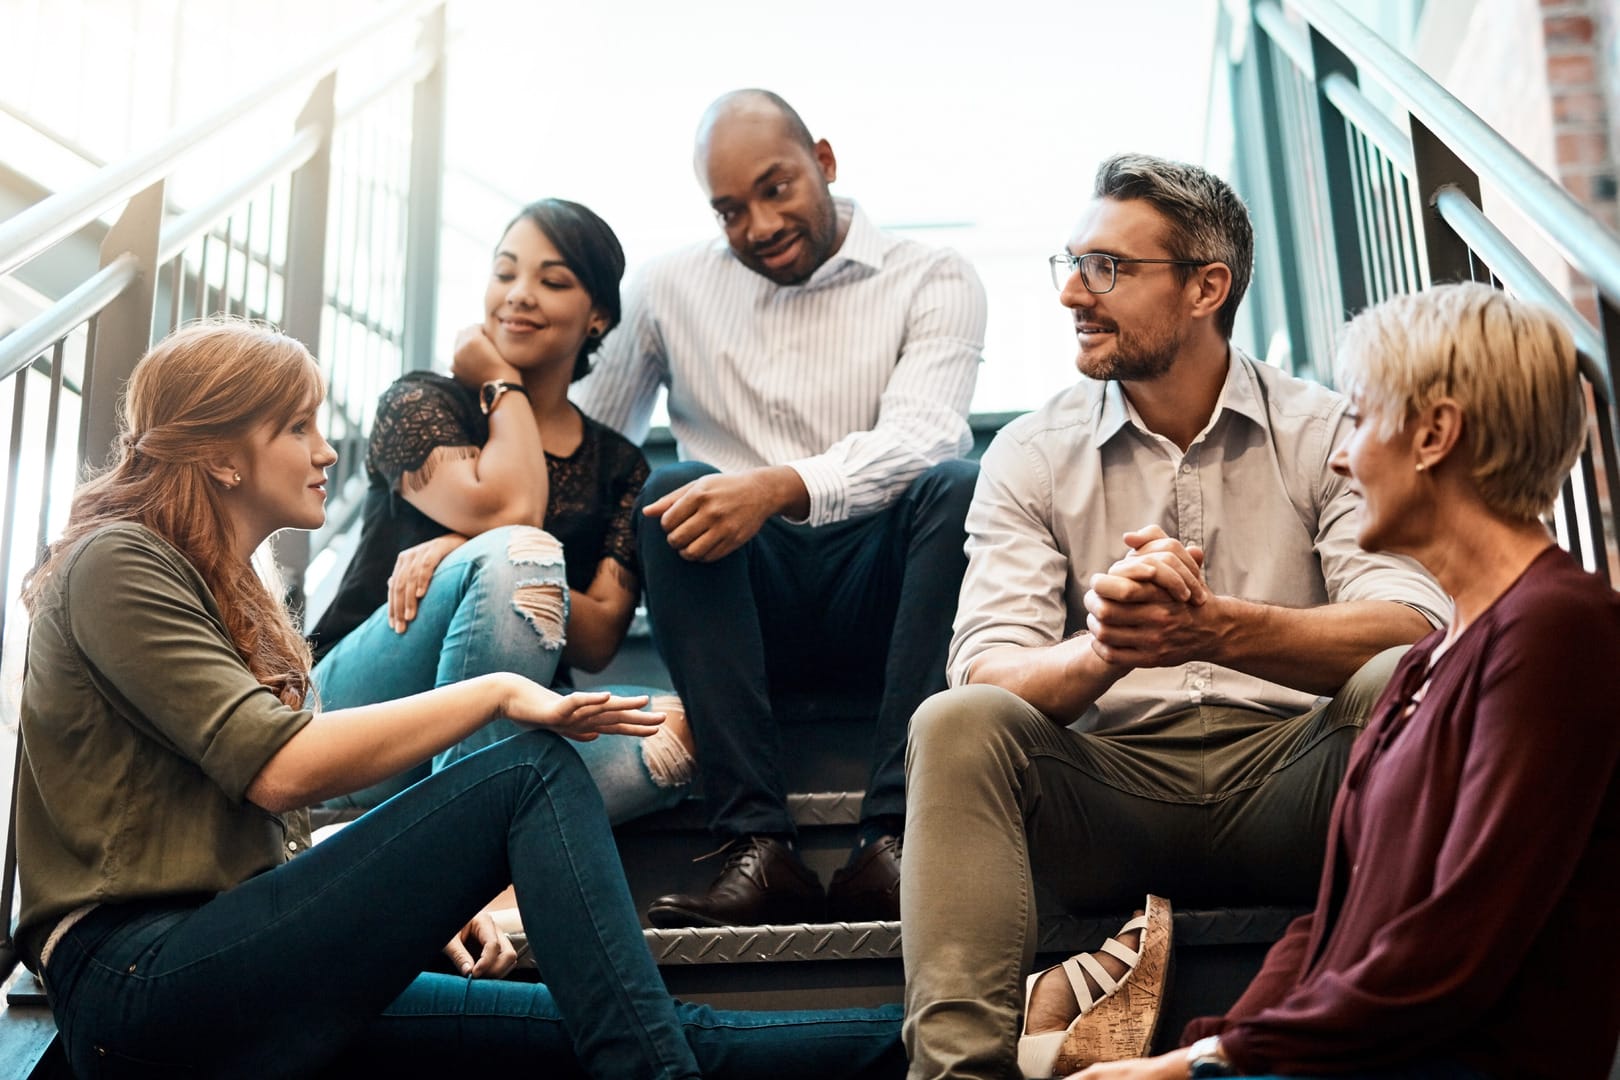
{"left": 900, "top": 647, "right": 1407, "bottom": 1080}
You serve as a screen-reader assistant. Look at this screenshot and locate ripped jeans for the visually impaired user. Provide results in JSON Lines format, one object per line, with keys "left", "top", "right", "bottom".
{"left": 313, "top": 526, "right": 690, "bottom": 823}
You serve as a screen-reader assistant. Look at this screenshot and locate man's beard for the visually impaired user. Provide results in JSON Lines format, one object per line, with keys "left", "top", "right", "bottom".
{"left": 1074, "top": 315, "right": 1182, "bottom": 382}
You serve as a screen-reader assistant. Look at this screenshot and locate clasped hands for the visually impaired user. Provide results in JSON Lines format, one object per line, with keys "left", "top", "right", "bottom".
{"left": 1084, "top": 525, "right": 1221, "bottom": 671}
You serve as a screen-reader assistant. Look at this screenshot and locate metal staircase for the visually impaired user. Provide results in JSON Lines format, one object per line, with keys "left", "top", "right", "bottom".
{"left": 4, "top": 0, "right": 1620, "bottom": 1076}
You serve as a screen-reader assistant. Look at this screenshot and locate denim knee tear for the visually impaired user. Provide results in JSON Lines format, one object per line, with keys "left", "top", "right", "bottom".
{"left": 641, "top": 694, "right": 695, "bottom": 788}
{"left": 506, "top": 529, "right": 568, "bottom": 646}
{"left": 506, "top": 527, "right": 566, "bottom": 568}
{"left": 511, "top": 581, "right": 567, "bottom": 647}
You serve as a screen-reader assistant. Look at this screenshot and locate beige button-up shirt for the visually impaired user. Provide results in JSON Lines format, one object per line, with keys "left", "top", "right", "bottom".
{"left": 949, "top": 348, "right": 1450, "bottom": 731}
{"left": 16, "top": 524, "right": 313, "bottom": 970}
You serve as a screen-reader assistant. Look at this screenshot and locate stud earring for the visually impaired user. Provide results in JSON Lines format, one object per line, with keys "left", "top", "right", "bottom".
{"left": 1415, "top": 462, "right": 1427, "bottom": 473}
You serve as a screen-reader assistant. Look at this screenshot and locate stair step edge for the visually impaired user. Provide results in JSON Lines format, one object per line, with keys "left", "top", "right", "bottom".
{"left": 506, "top": 907, "right": 1307, "bottom": 968}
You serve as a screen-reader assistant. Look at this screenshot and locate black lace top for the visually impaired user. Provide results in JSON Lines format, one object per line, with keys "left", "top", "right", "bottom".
{"left": 308, "top": 371, "right": 648, "bottom": 663}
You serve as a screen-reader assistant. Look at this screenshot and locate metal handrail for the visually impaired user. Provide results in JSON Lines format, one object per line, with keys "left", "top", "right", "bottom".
{"left": 335, "top": 40, "right": 440, "bottom": 128}
{"left": 0, "top": 0, "right": 441, "bottom": 281}
{"left": 1287, "top": 0, "right": 1620, "bottom": 307}
{"left": 156, "top": 127, "right": 323, "bottom": 266}
{"left": 1253, "top": 0, "right": 1313, "bottom": 76}
{"left": 1433, "top": 187, "right": 1612, "bottom": 401}
{"left": 0, "top": 256, "right": 138, "bottom": 382}
{"left": 1320, "top": 72, "right": 1414, "bottom": 177}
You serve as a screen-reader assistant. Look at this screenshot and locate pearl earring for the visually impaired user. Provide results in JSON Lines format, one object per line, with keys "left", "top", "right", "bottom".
{"left": 1415, "top": 462, "right": 1426, "bottom": 473}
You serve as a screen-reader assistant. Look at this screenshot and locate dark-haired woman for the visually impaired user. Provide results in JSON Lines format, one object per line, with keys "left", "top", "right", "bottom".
{"left": 309, "top": 198, "right": 692, "bottom": 821}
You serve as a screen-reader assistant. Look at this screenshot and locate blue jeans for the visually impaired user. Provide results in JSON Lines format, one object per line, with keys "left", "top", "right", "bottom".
{"left": 313, "top": 525, "right": 687, "bottom": 823}
{"left": 40, "top": 733, "right": 903, "bottom": 1078}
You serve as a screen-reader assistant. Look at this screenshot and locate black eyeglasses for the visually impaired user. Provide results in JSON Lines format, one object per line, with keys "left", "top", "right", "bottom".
{"left": 1048, "top": 252, "right": 1213, "bottom": 293}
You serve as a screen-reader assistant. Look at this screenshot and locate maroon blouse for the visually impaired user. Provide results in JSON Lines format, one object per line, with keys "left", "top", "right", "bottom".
{"left": 1186, "top": 545, "right": 1620, "bottom": 1078}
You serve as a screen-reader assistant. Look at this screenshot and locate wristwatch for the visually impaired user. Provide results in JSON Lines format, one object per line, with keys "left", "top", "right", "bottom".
{"left": 480, "top": 380, "right": 527, "bottom": 415}
{"left": 1186, "top": 1035, "right": 1234, "bottom": 1077}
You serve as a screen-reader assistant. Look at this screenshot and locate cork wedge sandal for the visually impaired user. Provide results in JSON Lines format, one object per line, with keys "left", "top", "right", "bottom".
{"left": 1016, "top": 894, "right": 1173, "bottom": 1079}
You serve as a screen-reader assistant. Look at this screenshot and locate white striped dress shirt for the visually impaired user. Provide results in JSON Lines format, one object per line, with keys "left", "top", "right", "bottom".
{"left": 572, "top": 199, "right": 987, "bottom": 527}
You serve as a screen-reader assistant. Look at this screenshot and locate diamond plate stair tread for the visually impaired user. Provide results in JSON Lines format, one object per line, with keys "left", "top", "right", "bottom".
{"left": 505, "top": 907, "right": 1306, "bottom": 968}
{"left": 312, "top": 789, "right": 866, "bottom": 834}
{"left": 617, "top": 791, "right": 863, "bottom": 832}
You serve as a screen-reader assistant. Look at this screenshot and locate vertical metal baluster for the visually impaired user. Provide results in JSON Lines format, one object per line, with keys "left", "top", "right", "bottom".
{"left": 220, "top": 214, "right": 235, "bottom": 319}
{"left": 239, "top": 201, "right": 255, "bottom": 318}
{"left": 36, "top": 341, "right": 67, "bottom": 559}
{"left": 1390, "top": 169, "right": 1420, "bottom": 294}
{"left": 169, "top": 253, "right": 184, "bottom": 331}
{"left": 194, "top": 234, "right": 210, "bottom": 319}
{"left": 263, "top": 182, "right": 278, "bottom": 323}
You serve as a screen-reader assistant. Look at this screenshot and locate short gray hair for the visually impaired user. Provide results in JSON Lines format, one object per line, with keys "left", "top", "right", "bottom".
{"left": 1093, "top": 154, "right": 1254, "bottom": 339}
{"left": 1335, "top": 282, "right": 1585, "bottom": 522}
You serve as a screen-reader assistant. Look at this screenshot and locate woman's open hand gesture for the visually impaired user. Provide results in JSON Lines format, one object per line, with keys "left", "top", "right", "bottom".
{"left": 499, "top": 679, "right": 665, "bottom": 742}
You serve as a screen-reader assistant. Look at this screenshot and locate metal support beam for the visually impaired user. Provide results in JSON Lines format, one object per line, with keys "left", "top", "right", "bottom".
{"left": 1307, "top": 25, "right": 1370, "bottom": 322}
{"left": 402, "top": 5, "right": 446, "bottom": 371}
{"left": 280, "top": 74, "right": 337, "bottom": 611}
{"left": 1410, "top": 121, "right": 1482, "bottom": 286}
{"left": 1247, "top": 8, "right": 1314, "bottom": 378}
{"left": 81, "top": 181, "right": 165, "bottom": 470}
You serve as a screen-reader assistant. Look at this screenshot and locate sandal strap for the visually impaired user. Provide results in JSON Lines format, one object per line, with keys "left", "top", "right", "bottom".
{"left": 1074, "top": 952, "right": 1119, "bottom": 1000}
{"left": 1098, "top": 934, "right": 1141, "bottom": 967}
{"left": 1061, "top": 955, "right": 1101, "bottom": 1010}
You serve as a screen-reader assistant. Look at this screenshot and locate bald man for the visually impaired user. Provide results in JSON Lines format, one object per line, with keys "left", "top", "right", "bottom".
{"left": 575, "top": 89, "right": 988, "bottom": 928}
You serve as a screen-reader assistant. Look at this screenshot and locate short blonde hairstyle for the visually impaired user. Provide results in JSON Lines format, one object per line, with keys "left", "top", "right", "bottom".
{"left": 1334, "top": 282, "right": 1585, "bottom": 521}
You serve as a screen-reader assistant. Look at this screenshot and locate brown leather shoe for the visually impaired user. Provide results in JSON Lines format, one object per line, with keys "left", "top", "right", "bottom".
{"left": 647, "top": 836, "right": 826, "bottom": 928}
{"left": 827, "top": 834, "right": 901, "bottom": 922}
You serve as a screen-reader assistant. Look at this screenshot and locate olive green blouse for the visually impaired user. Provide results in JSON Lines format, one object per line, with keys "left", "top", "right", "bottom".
{"left": 14, "top": 523, "right": 313, "bottom": 971}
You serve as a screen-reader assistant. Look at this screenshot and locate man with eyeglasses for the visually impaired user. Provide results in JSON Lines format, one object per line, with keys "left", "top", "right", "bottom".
{"left": 900, "top": 154, "right": 1448, "bottom": 1079}
{"left": 575, "top": 89, "right": 987, "bottom": 929}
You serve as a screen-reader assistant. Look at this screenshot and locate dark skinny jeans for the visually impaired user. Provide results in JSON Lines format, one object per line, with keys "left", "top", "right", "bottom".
{"left": 635, "top": 459, "right": 977, "bottom": 837}
{"left": 40, "top": 731, "right": 902, "bottom": 1078}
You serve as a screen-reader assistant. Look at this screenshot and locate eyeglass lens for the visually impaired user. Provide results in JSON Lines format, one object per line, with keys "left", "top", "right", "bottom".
{"left": 1051, "top": 253, "right": 1115, "bottom": 292}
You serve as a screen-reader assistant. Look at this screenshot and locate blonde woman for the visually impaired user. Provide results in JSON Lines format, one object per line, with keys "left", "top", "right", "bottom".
{"left": 1076, "top": 284, "right": 1620, "bottom": 1080}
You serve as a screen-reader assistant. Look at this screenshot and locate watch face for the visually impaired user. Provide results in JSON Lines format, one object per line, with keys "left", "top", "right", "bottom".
{"left": 481, "top": 382, "right": 503, "bottom": 414}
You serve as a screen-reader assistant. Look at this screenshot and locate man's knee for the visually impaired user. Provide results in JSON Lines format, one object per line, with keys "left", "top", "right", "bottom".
{"left": 636, "top": 460, "right": 719, "bottom": 512}
{"left": 907, "top": 683, "right": 1040, "bottom": 782}
{"left": 1337, "top": 644, "right": 1411, "bottom": 717}
{"left": 904, "top": 458, "right": 979, "bottom": 522}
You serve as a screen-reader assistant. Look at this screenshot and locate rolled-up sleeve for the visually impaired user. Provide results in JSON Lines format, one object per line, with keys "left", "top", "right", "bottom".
{"left": 68, "top": 529, "right": 312, "bottom": 803}
{"left": 948, "top": 429, "right": 1072, "bottom": 685}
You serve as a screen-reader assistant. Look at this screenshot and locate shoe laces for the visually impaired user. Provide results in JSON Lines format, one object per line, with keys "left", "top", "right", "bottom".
{"left": 693, "top": 835, "right": 775, "bottom": 887}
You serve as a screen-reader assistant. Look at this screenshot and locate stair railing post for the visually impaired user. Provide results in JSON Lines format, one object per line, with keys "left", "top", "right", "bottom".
{"left": 1246, "top": 4, "right": 1315, "bottom": 379}
{"left": 402, "top": 2, "right": 446, "bottom": 373}
{"left": 81, "top": 180, "right": 166, "bottom": 470}
{"left": 1307, "top": 25, "right": 1371, "bottom": 326}
{"left": 279, "top": 73, "right": 337, "bottom": 614}
{"left": 1409, "top": 121, "right": 1482, "bottom": 287}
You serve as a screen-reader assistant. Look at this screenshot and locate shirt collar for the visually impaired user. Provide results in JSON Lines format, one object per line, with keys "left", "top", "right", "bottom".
{"left": 717, "top": 197, "right": 887, "bottom": 290}
{"left": 820, "top": 198, "right": 888, "bottom": 273}
{"left": 1094, "top": 344, "right": 1268, "bottom": 446}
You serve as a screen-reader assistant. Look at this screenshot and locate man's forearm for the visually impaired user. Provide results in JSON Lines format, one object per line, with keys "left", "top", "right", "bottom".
{"left": 1212, "top": 598, "right": 1433, "bottom": 695}
{"left": 966, "top": 635, "right": 1128, "bottom": 727}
